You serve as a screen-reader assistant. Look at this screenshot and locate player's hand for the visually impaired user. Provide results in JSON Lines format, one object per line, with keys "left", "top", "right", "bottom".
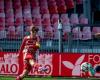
{"left": 36, "top": 42, "right": 40, "bottom": 48}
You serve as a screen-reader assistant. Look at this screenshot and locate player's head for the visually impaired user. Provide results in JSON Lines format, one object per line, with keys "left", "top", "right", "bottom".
{"left": 30, "top": 25, "right": 39, "bottom": 36}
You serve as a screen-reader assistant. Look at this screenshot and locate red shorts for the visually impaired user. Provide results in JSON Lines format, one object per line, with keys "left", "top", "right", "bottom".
{"left": 23, "top": 53, "right": 34, "bottom": 71}
{"left": 24, "top": 59, "right": 33, "bottom": 71}
{"left": 24, "top": 53, "right": 34, "bottom": 60}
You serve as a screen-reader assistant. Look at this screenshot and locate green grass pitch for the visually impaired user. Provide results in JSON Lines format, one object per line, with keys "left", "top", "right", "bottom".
{"left": 0, "top": 76, "right": 99, "bottom": 80}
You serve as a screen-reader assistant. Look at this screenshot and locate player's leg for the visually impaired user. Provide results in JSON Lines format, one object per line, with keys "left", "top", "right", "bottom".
{"left": 29, "top": 58, "right": 48, "bottom": 72}
{"left": 16, "top": 59, "right": 33, "bottom": 80}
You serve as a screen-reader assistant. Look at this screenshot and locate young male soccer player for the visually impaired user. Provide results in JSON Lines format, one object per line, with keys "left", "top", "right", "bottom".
{"left": 16, "top": 25, "right": 46, "bottom": 80}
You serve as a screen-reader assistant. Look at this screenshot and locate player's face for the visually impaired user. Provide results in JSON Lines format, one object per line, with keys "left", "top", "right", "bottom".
{"left": 31, "top": 30, "right": 37, "bottom": 37}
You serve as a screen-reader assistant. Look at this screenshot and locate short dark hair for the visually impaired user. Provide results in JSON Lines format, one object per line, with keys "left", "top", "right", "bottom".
{"left": 31, "top": 26, "right": 39, "bottom": 32}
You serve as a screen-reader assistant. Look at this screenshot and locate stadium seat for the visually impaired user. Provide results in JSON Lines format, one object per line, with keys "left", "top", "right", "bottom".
{"left": 48, "top": 0, "right": 58, "bottom": 14}
{"left": 72, "top": 27, "right": 82, "bottom": 40}
{"left": 30, "top": 0, "right": 39, "bottom": 8}
{"left": 16, "top": 26, "right": 24, "bottom": 39}
{"left": 38, "top": 27, "right": 44, "bottom": 39}
{"left": 33, "top": 14, "right": 42, "bottom": 28}
{"left": 70, "top": 13, "right": 79, "bottom": 24}
{"left": 32, "top": 7, "right": 40, "bottom": 15}
{"left": 92, "top": 27, "right": 100, "bottom": 36}
{"left": 79, "top": 16, "right": 88, "bottom": 24}
{"left": 61, "top": 14, "right": 70, "bottom": 26}
{"left": 6, "top": 15, "right": 14, "bottom": 26}
{"left": 14, "top": 9, "right": 23, "bottom": 18}
{"left": 80, "top": 18, "right": 92, "bottom": 40}
{"left": 0, "top": 0, "right": 4, "bottom": 13}
{"left": 0, "top": 14, "right": 5, "bottom": 27}
{"left": 5, "top": 0, "right": 13, "bottom": 9}
{"left": 5, "top": 0, "right": 14, "bottom": 26}
{"left": 24, "top": 18, "right": 33, "bottom": 26}
{"left": 0, "top": 15, "right": 5, "bottom": 39}
{"left": 7, "top": 26, "right": 16, "bottom": 39}
{"left": 40, "top": 6, "right": 49, "bottom": 14}
{"left": 70, "top": 14, "right": 82, "bottom": 40}
{"left": 61, "top": 14, "right": 71, "bottom": 40}
{"left": 56, "top": 0, "right": 67, "bottom": 13}
{"left": 22, "top": 0, "right": 33, "bottom": 26}
{"left": 82, "top": 27, "right": 92, "bottom": 40}
{"left": 51, "top": 14, "right": 59, "bottom": 30}
{"left": 44, "top": 26, "right": 54, "bottom": 39}
{"left": 0, "top": 30, "right": 7, "bottom": 39}
{"left": 13, "top": 0, "right": 22, "bottom": 9}
{"left": 15, "top": 17, "right": 23, "bottom": 26}
{"left": 65, "top": 0, "right": 74, "bottom": 9}
{"left": 42, "top": 14, "right": 51, "bottom": 28}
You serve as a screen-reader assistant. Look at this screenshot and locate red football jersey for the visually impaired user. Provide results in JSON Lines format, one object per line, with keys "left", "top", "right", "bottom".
{"left": 20, "top": 35, "right": 40, "bottom": 54}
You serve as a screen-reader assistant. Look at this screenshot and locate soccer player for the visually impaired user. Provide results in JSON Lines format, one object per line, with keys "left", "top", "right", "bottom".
{"left": 16, "top": 25, "right": 42, "bottom": 80}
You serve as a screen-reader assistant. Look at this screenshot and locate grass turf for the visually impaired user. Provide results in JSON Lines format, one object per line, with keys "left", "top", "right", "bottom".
{"left": 0, "top": 76, "right": 99, "bottom": 80}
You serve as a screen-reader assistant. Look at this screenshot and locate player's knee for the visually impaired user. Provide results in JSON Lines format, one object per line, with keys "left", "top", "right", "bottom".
{"left": 29, "top": 59, "right": 35, "bottom": 66}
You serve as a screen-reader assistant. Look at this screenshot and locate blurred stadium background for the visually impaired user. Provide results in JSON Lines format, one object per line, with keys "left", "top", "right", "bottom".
{"left": 0, "top": 0, "right": 100, "bottom": 80}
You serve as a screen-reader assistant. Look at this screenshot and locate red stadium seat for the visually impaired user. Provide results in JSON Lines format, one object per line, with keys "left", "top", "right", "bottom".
{"left": 70, "top": 14, "right": 82, "bottom": 40}
{"left": 6, "top": 16, "right": 14, "bottom": 26}
{"left": 0, "top": 30, "right": 7, "bottom": 39}
{"left": 42, "top": 14, "right": 51, "bottom": 28}
{"left": 13, "top": 0, "right": 23, "bottom": 27}
{"left": 16, "top": 26, "right": 24, "bottom": 39}
{"left": 92, "top": 27, "right": 100, "bottom": 36}
{"left": 13, "top": 0, "right": 22, "bottom": 10}
{"left": 38, "top": 27, "right": 44, "bottom": 39}
{"left": 61, "top": 14, "right": 71, "bottom": 40}
{"left": 30, "top": 0, "right": 39, "bottom": 8}
{"left": 32, "top": 7, "right": 40, "bottom": 15}
{"left": 15, "top": 9, "right": 23, "bottom": 18}
{"left": 15, "top": 17, "right": 23, "bottom": 26}
{"left": 65, "top": 0, "right": 74, "bottom": 9}
{"left": 70, "top": 13, "right": 79, "bottom": 24}
{"left": 56, "top": 0, "right": 67, "bottom": 13}
{"left": 0, "top": 25, "right": 5, "bottom": 31}
{"left": 51, "top": 14, "right": 59, "bottom": 30}
{"left": 21, "top": 0, "right": 30, "bottom": 8}
{"left": 5, "top": 0, "right": 13, "bottom": 9}
{"left": 5, "top": 0, "right": 14, "bottom": 27}
{"left": 33, "top": 14, "right": 42, "bottom": 27}
{"left": 24, "top": 18, "right": 33, "bottom": 26}
{"left": 0, "top": 0, "right": 4, "bottom": 13}
{"left": 61, "top": 14, "right": 70, "bottom": 25}
{"left": 22, "top": 0, "right": 33, "bottom": 26}
{"left": 7, "top": 26, "right": 16, "bottom": 39}
{"left": 44, "top": 26, "right": 54, "bottom": 39}
{"left": 80, "top": 18, "right": 92, "bottom": 40}
{"left": 48, "top": 0, "right": 58, "bottom": 14}
{"left": 54, "top": 30, "right": 59, "bottom": 39}
{"left": 40, "top": 6, "right": 49, "bottom": 14}
{"left": 82, "top": 27, "right": 92, "bottom": 40}
{"left": 72, "top": 27, "right": 82, "bottom": 40}
{"left": 0, "top": 16, "right": 5, "bottom": 30}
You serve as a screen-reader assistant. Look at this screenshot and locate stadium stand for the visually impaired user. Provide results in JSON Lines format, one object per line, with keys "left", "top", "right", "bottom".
{"left": 1, "top": 0, "right": 100, "bottom": 53}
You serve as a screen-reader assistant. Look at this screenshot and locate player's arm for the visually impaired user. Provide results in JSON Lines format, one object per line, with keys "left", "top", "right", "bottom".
{"left": 35, "top": 35, "right": 40, "bottom": 49}
{"left": 19, "top": 37, "right": 26, "bottom": 53}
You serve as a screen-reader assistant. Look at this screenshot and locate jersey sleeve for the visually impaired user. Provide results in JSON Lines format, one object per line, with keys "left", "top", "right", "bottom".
{"left": 19, "top": 37, "right": 27, "bottom": 53}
